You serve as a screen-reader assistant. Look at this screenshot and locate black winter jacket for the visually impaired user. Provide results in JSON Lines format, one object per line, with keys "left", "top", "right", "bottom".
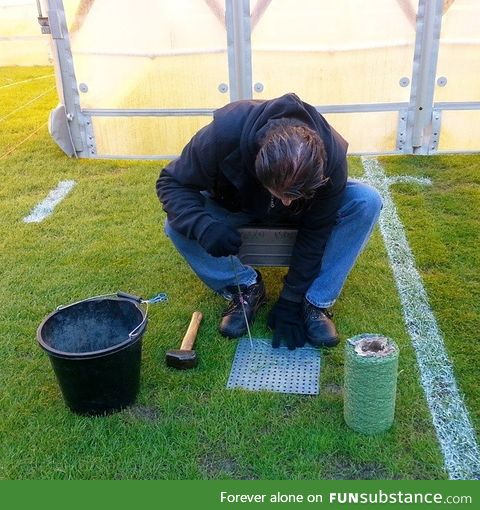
{"left": 156, "top": 93, "right": 348, "bottom": 302}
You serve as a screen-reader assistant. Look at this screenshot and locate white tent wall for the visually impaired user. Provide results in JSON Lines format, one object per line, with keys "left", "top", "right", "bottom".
{"left": 433, "top": 0, "right": 480, "bottom": 151}
{"left": 0, "top": 0, "right": 51, "bottom": 65}
{"left": 40, "top": 0, "right": 480, "bottom": 158}
{"left": 250, "top": 0, "right": 419, "bottom": 154}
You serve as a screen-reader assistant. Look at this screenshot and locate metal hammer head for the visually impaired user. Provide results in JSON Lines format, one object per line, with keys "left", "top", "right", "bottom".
{"left": 165, "top": 349, "right": 198, "bottom": 370}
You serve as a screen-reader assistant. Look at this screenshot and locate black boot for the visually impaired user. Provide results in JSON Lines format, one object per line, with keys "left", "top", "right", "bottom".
{"left": 303, "top": 299, "right": 339, "bottom": 347}
{"left": 219, "top": 271, "right": 267, "bottom": 338}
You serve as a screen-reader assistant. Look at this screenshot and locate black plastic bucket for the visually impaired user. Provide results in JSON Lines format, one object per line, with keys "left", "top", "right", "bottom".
{"left": 37, "top": 293, "right": 147, "bottom": 416}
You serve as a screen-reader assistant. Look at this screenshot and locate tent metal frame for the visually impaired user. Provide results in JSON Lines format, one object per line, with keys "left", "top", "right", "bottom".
{"left": 46, "top": 0, "right": 94, "bottom": 157}
{"left": 407, "top": 0, "right": 443, "bottom": 154}
{"left": 44, "top": 0, "right": 478, "bottom": 159}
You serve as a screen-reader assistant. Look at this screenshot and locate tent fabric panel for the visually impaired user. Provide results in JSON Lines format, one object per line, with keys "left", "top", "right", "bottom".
{"left": 323, "top": 111, "right": 400, "bottom": 154}
{"left": 91, "top": 115, "right": 212, "bottom": 157}
{"left": 0, "top": 39, "right": 50, "bottom": 66}
{"left": 250, "top": 47, "right": 414, "bottom": 106}
{"left": 250, "top": 0, "right": 416, "bottom": 105}
{"left": 0, "top": 1, "right": 50, "bottom": 66}
{"left": 437, "top": 110, "right": 480, "bottom": 152}
{"left": 72, "top": 53, "right": 230, "bottom": 110}
{"left": 64, "top": 0, "right": 229, "bottom": 109}
{"left": 434, "top": 0, "right": 480, "bottom": 103}
{"left": 91, "top": 112, "right": 400, "bottom": 157}
{"left": 0, "top": 1, "right": 41, "bottom": 36}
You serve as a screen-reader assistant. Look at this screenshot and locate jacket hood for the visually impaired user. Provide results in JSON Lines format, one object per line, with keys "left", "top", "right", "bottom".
{"left": 239, "top": 93, "right": 348, "bottom": 178}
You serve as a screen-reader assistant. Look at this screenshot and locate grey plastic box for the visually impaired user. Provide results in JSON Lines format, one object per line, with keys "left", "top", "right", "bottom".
{"left": 238, "top": 227, "right": 298, "bottom": 267}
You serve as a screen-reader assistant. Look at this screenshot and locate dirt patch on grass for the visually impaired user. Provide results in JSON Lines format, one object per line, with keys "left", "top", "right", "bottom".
{"left": 323, "top": 456, "right": 390, "bottom": 479}
{"left": 323, "top": 383, "right": 343, "bottom": 396}
{"left": 124, "top": 405, "right": 161, "bottom": 422}
{"left": 200, "top": 453, "right": 258, "bottom": 479}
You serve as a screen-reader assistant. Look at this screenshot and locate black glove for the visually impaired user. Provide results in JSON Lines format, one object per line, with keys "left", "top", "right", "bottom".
{"left": 198, "top": 222, "right": 242, "bottom": 257}
{"left": 267, "top": 297, "right": 306, "bottom": 350}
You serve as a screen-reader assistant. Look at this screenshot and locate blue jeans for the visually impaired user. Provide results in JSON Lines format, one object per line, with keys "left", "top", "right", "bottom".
{"left": 164, "top": 179, "right": 382, "bottom": 308}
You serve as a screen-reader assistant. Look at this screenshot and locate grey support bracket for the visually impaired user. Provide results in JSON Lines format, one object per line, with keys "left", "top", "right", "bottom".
{"left": 396, "top": 110, "right": 408, "bottom": 154}
{"left": 83, "top": 115, "right": 96, "bottom": 156}
{"left": 429, "top": 109, "right": 442, "bottom": 154}
{"left": 46, "top": 0, "right": 92, "bottom": 157}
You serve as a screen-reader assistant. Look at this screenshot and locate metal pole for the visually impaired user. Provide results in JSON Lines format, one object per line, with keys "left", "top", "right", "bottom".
{"left": 46, "top": 0, "right": 92, "bottom": 157}
{"left": 407, "top": 0, "right": 444, "bottom": 154}
{"left": 225, "top": 0, "right": 253, "bottom": 101}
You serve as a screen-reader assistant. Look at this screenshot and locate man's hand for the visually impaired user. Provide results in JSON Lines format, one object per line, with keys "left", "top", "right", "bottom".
{"left": 199, "top": 222, "right": 242, "bottom": 257}
{"left": 267, "top": 297, "right": 306, "bottom": 350}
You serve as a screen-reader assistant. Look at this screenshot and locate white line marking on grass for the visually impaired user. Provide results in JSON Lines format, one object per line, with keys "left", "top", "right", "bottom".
{"left": 23, "top": 180, "right": 76, "bottom": 224}
{"left": 362, "top": 157, "right": 480, "bottom": 480}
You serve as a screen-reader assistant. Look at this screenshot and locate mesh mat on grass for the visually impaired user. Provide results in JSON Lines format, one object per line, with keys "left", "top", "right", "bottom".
{"left": 227, "top": 338, "right": 321, "bottom": 395}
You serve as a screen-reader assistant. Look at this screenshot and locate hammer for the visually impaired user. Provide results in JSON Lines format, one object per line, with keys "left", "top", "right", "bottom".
{"left": 166, "top": 311, "right": 203, "bottom": 369}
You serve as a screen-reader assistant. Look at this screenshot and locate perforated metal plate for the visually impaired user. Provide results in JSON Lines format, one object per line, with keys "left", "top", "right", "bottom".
{"left": 227, "top": 338, "right": 321, "bottom": 395}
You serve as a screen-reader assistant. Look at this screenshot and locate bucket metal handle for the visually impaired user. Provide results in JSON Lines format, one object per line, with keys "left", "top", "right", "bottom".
{"left": 54, "top": 291, "right": 167, "bottom": 341}
{"left": 115, "top": 291, "right": 168, "bottom": 339}
{"left": 116, "top": 291, "right": 143, "bottom": 303}
{"left": 128, "top": 303, "right": 149, "bottom": 340}
{"left": 56, "top": 293, "right": 123, "bottom": 311}
{"left": 115, "top": 292, "right": 150, "bottom": 340}
{"left": 55, "top": 291, "right": 166, "bottom": 311}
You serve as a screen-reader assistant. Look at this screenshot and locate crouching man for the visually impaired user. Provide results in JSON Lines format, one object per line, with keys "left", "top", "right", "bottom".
{"left": 156, "top": 93, "right": 382, "bottom": 350}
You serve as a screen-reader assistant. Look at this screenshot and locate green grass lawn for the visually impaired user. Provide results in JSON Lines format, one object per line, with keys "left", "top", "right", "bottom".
{"left": 0, "top": 67, "right": 478, "bottom": 480}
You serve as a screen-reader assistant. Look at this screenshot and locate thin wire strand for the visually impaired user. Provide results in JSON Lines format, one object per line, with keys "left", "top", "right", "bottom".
{"left": 0, "top": 122, "right": 48, "bottom": 160}
{"left": 229, "top": 256, "right": 318, "bottom": 352}
{"left": 229, "top": 255, "right": 254, "bottom": 348}
{"left": 0, "top": 74, "right": 55, "bottom": 90}
{"left": 0, "top": 86, "right": 56, "bottom": 123}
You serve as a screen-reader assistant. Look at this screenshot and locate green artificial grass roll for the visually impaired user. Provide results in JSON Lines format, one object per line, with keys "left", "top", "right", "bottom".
{"left": 344, "top": 334, "right": 399, "bottom": 435}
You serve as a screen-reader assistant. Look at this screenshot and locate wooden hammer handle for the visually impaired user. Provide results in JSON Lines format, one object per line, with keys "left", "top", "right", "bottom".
{"left": 180, "top": 311, "right": 203, "bottom": 351}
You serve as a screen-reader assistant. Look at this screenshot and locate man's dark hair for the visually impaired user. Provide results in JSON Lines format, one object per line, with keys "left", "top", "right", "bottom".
{"left": 255, "top": 119, "right": 328, "bottom": 203}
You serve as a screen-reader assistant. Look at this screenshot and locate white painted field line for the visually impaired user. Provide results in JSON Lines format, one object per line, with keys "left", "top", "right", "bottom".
{"left": 23, "top": 180, "right": 76, "bottom": 224}
{"left": 362, "top": 157, "right": 480, "bottom": 480}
